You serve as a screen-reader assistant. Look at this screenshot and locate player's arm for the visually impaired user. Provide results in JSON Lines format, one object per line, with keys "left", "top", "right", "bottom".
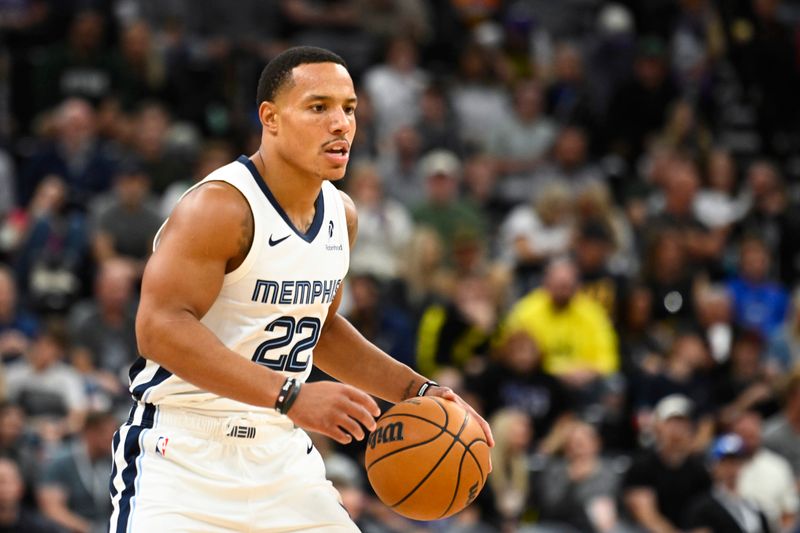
{"left": 313, "top": 192, "right": 494, "bottom": 446}
{"left": 135, "top": 182, "right": 378, "bottom": 444}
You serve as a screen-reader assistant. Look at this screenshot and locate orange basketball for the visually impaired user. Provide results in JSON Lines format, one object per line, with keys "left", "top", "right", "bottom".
{"left": 364, "top": 396, "right": 490, "bottom": 521}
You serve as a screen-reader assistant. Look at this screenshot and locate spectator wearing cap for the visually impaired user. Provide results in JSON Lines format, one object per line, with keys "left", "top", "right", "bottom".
{"left": 763, "top": 369, "right": 800, "bottom": 482}
{"left": 90, "top": 158, "right": 163, "bottom": 274}
{"left": 685, "top": 434, "right": 770, "bottom": 533}
{"left": 503, "top": 257, "right": 618, "bottom": 399}
{"left": 733, "top": 410, "right": 798, "bottom": 532}
{"left": 623, "top": 394, "right": 711, "bottom": 533}
{"left": 635, "top": 332, "right": 716, "bottom": 452}
{"left": 411, "top": 149, "right": 487, "bottom": 261}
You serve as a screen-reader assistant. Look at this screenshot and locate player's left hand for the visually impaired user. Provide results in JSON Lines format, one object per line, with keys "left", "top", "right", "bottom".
{"left": 425, "top": 385, "right": 495, "bottom": 452}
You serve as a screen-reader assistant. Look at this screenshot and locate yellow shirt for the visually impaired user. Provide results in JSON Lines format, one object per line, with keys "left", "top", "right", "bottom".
{"left": 504, "top": 289, "right": 618, "bottom": 376}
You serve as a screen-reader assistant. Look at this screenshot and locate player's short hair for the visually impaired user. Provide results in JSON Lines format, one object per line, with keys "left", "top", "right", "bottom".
{"left": 256, "top": 46, "right": 347, "bottom": 106}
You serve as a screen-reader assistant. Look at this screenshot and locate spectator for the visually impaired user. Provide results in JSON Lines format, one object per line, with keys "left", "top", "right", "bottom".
{"left": 656, "top": 100, "right": 712, "bottom": 162}
{"left": 363, "top": 37, "right": 428, "bottom": 144}
{"left": 0, "top": 458, "right": 60, "bottom": 533}
{"left": 487, "top": 408, "right": 532, "bottom": 529}
{"left": 767, "top": 288, "right": 800, "bottom": 373}
{"left": 0, "top": 402, "right": 40, "bottom": 506}
{"left": 504, "top": 258, "right": 618, "bottom": 397}
{"left": 32, "top": 10, "right": 119, "bottom": 112}
{"left": 574, "top": 220, "right": 626, "bottom": 324}
{"left": 467, "top": 332, "right": 573, "bottom": 455}
{"left": 648, "top": 157, "right": 725, "bottom": 268}
{"left": 127, "top": 101, "right": 187, "bottom": 195}
{"left": 0, "top": 266, "right": 38, "bottom": 361}
{"left": 694, "top": 147, "right": 748, "bottom": 230}
{"left": 449, "top": 42, "right": 512, "bottom": 150}
{"left": 37, "top": 410, "right": 117, "bottom": 533}
{"left": 160, "top": 140, "right": 235, "bottom": 218}
{"left": 737, "top": 160, "right": 785, "bottom": 256}
{"left": 623, "top": 394, "right": 712, "bottom": 532}
{"left": 378, "top": 125, "right": 425, "bottom": 207}
{"left": 117, "top": 20, "right": 166, "bottom": 111}
{"left": 19, "top": 98, "right": 117, "bottom": 208}
{"left": 733, "top": 410, "right": 798, "bottom": 532}
{"left": 529, "top": 126, "right": 605, "bottom": 203}
{"left": 642, "top": 229, "right": 697, "bottom": 331}
{"left": 416, "top": 273, "right": 498, "bottom": 377}
{"left": 635, "top": 332, "right": 716, "bottom": 452}
{"left": 606, "top": 36, "right": 678, "bottom": 160}
{"left": 618, "top": 284, "right": 664, "bottom": 378}
{"left": 685, "top": 434, "right": 770, "bottom": 533}
{"left": 715, "top": 332, "right": 778, "bottom": 428}
{"left": 4, "top": 323, "right": 87, "bottom": 440}
{"left": 412, "top": 150, "right": 487, "bottom": 259}
{"left": 499, "top": 182, "right": 573, "bottom": 293}
{"left": 727, "top": 234, "right": 789, "bottom": 338}
{"left": 763, "top": 368, "right": 800, "bottom": 480}
{"left": 544, "top": 43, "right": 597, "bottom": 135}
{"left": 488, "top": 79, "right": 556, "bottom": 201}
{"left": 416, "top": 83, "right": 464, "bottom": 156}
{"left": 535, "top": 421, "right": 622, "bottom": 533}
{"left": 67, "top": 259, "right": 138, "bottom": 401}
{"left": 90, "top": 160, "right": 162, "bottom": 273}
{"left": 14, "top": 175, "right": 89, "bottom": 314}
{"left": 573, "top": 181, "right": 637, "bottom": 277}
{"left": 695, "top": 284, "right": 734, "bottom": 363}
{"left": 345, "top": 273, "right": 414, "bottom": 369}
{"left": 346, "top": 161, "right": 413, "bottom": 282}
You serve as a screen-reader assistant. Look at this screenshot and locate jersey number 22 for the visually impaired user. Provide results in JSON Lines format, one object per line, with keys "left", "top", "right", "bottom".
{"left": 251, "top": 316, "right": 321, "bottom": 372}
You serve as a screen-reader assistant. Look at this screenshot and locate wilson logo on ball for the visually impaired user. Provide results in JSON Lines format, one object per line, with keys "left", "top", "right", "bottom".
{"left": 368, "top": 422, "right": 405, "bottom": 449}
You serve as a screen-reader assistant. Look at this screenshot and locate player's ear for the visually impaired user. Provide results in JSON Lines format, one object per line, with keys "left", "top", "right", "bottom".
{"left": 259, "top": 101, "right": 279, "bottom": 134}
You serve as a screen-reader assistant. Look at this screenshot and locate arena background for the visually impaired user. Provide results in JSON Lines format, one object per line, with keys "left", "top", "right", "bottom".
{"left": 2, "top": 1, "right": 800, "bottom": 532}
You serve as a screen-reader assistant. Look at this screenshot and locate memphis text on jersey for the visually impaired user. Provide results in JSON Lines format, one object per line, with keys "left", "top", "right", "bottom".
{"left": 251, "top": 278, "right": 343, "bottom": 305}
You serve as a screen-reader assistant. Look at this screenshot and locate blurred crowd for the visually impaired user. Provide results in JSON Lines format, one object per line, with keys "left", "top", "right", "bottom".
{"left": 2, "top": 0, "right": 800, "bottom": 532}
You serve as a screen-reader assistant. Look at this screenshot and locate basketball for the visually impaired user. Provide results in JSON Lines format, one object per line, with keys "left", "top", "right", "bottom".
{"left": 364, "top": 396, "right": 490, "bottom": 521}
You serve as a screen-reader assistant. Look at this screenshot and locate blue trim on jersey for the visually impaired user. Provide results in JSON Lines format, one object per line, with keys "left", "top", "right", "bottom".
{"left": 128, "top": 356, "right": 147, "bottom": 383}
{"left": 113, "top": 425, "right": 146, "bottom": 533}
{"left": 131, "top": 367, "right": 173, "bottom": 401}
{"left": 237, "top": 155, "right": 326, "bottom": 243}
{"left": 109, "top": 429, "right": 122, "bottom": 498}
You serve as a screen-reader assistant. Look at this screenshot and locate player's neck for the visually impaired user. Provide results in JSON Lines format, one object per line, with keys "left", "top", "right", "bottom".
{"left": 251, "top": 150, "right": 321, "bottom": 231}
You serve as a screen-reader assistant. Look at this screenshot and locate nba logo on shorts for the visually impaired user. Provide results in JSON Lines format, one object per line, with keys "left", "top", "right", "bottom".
{"left": 155, "top": 436, "right": 169, "bottom": 457}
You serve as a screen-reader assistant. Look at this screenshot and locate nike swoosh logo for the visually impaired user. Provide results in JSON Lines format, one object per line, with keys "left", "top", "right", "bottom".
{"left": 306, "top": 442, "right": 313, "bottom": 454}
{"left": 269, "top": 234, "right": 290, "bottom": 246}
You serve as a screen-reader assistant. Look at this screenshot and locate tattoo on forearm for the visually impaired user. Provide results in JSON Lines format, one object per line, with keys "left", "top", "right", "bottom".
{"left": 402, "top": 380, "right": 416, "bottom": 400}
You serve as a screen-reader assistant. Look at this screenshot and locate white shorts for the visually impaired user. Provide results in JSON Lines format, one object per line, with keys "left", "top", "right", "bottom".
{"left": 109, "top": 402, "right": 359, "bottom": 532}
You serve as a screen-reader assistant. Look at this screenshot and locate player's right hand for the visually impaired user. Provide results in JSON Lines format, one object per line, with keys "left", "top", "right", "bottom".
{"left": 288, "top": 381, "right": 380, "bottom": 444}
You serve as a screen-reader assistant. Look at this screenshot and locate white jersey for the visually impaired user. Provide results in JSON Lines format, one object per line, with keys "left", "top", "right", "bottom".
{"left": 128, "top": 155, "right": 350, "bottom": 416}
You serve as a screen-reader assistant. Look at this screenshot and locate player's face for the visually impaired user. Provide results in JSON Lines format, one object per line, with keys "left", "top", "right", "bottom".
{"left": 273, "top": 63, "right": 357, "bottom": 181}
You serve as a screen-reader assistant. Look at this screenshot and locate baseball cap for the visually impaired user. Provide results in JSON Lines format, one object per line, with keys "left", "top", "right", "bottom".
{"left": 654, "top": 394, "right": 693, "bottom": 422}
{"left": 709, "top": 433, "right": 746, "bottom": 462}
{"left": 419, "top": 150, "right": 461, "bottom": 178}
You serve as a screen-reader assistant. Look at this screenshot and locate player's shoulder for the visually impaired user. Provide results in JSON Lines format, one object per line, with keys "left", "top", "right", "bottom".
{"left": 336, "top": 189, "right": 357, "bottom": 243}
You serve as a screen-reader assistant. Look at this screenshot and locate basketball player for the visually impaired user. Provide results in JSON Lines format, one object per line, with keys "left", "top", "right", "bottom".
{"left": 109, "top": 46, "right": 494, "bottom": 532}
